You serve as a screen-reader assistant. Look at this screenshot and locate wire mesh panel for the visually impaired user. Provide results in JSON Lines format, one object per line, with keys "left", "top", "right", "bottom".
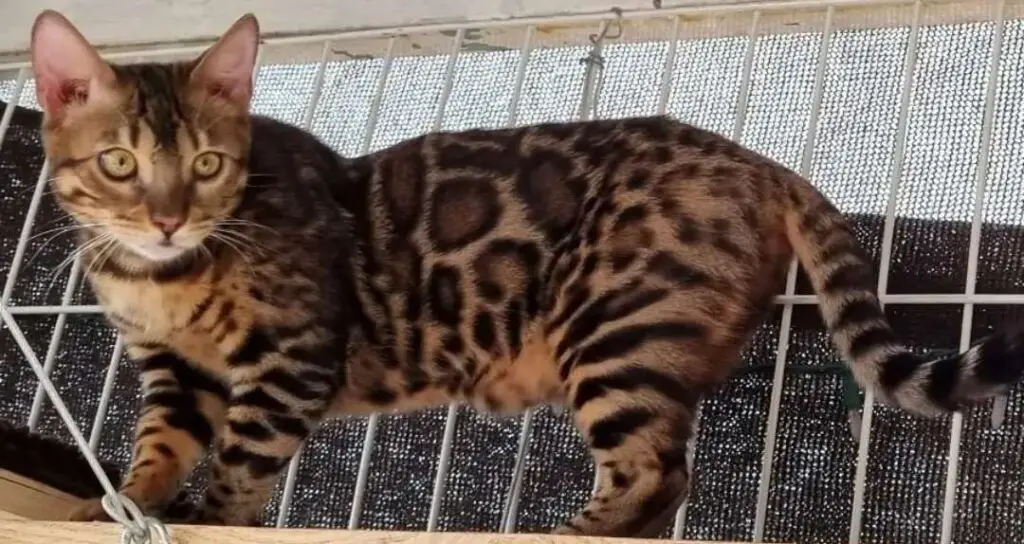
{"left": 2, "top": 1, "right": 1024, "bottom": 543}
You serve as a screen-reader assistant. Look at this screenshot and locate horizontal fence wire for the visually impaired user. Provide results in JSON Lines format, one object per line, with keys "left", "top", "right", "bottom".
{"left": 0, "top": 1, "right": 1022, "bottom": 541}
{"left": 0, "top": 0, "right": 948, "bottom": 71}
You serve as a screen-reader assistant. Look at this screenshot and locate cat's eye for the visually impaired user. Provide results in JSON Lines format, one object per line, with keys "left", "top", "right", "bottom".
{"left": 192, "top": 152, "right": 223, "bottom": 180}
{"left": 97, "top": 148, "right": 137, "bottom": 181}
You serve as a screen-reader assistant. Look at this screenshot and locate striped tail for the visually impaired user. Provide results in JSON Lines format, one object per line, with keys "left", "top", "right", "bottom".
{"left": 783, "top": 176, "right": 1024, "bottom": 417}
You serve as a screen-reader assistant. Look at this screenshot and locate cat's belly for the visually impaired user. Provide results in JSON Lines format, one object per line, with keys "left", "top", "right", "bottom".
{"left": 326, "top": 333, "right": 564, "bottom": 418}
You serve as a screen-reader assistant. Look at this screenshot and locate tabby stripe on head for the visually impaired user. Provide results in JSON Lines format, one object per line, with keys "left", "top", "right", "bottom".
{"left": 53, "top": 156, "right": 91, "bottom": 171}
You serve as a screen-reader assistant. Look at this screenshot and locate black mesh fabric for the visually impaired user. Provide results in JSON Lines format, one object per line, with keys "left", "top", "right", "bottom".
{"left": 0, "top": 14, "right": 1023, "bottom": 544}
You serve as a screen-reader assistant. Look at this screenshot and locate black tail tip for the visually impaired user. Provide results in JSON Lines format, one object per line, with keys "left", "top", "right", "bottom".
{"left": 973, "top": 326, "right": 1024, "bottom": 387}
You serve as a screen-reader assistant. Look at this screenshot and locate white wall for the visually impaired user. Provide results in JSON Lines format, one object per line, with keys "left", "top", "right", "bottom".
{"left": 0, "top": 0, "right": 789, "bottom": 55}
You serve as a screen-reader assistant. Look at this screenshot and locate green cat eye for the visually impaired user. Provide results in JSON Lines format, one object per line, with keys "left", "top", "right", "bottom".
{"left": 97, "top": 148, "right": 137, "bottom": 181}
{"left": 192, "top": 151, "right": 223, "bottom": 180}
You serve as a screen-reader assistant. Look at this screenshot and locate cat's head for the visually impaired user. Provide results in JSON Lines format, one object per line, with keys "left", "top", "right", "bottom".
{"left": 29, "top": 10, "right": 260, "bottom": 267}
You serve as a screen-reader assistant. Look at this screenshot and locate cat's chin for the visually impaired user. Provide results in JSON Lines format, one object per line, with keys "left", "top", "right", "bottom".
{"left": 124, "top": 240, "right": 195, "bottom": 263}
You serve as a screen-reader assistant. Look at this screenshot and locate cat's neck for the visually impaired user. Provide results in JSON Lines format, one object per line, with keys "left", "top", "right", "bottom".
{"left": 77, "top": 228, "right": 219, "bottom": 281}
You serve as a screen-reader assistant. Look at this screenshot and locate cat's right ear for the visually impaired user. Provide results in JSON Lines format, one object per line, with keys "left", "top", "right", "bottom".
{"left": 29, "top": 10, "right": 116, "bottom": 119}
{"left": 189, "top": 14, "right": 260, "bottom": 111}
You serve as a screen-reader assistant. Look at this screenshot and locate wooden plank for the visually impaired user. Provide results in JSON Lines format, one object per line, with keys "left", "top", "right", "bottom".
{"left": 0, "top": 511, "right": 25, "bottom": 521}
{"left": 0, "top": 522, "right": 774, "bottom": 544}
{"left": 0, "top": 470, "right": 84, "bottom": 522}
{"left": 0, "top": 472, "right": 788, "bottom": 543}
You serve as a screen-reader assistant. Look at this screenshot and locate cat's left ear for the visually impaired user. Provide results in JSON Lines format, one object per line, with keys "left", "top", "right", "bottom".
{"left": 190, "top": 14, "right": 260, "bottom": 109}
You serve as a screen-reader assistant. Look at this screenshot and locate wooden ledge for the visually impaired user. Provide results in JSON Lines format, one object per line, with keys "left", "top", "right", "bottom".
{"left": 0, "top": 470, "right": 84, "bottom": 522}
{"left": 0, "top": 522, "right": 772, "bottom": 544}
{"left": 0, "top": 469, "right": 782, "bottom": 543}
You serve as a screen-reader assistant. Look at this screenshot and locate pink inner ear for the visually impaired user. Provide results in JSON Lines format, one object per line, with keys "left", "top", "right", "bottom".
{"left": 39, "top": 73, "right": 91, "bottom": 109}
{"left": 31, "top": 13, "right": 109, "bottom": 116}
{"left": 193, "top": 20, "right": 258, "bottom": 106}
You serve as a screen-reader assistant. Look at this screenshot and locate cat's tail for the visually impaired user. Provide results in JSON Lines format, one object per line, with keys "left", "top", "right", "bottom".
{"left": 783, "top": 174, "right": 1024, "bottom": 417}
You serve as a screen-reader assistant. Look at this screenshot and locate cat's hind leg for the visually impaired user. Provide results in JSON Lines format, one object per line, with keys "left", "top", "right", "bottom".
{"left": 553, "top": 337, "right": 706, "bottom": 538}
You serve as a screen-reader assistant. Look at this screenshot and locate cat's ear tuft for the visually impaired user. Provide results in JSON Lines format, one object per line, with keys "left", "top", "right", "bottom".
{"left": 29, "top": 10, "right": 115, "bottom": 118}
{"left": 190, "top": 13, "right": 260, "bottom": 110}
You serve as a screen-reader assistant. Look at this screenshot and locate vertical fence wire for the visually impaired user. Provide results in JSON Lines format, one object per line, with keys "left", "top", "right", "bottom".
{"left": 493, "top": 25, "right": 541, "bottom": 534}
{"left": 274, "top": 39, "right": 335, "bottom": 528}
{"left": 673, "top": 9, "right": 761, "bottom": 539}
{"left": 26, "top": 256, "right": 85, "bottom": 430}
{"left": 939, "top": 1, "right": 1006, "bottom": 542}
{"left": 0, "top": 68, "right": 27, "bottom": 152}
{"left": 1, "top": 167, "right": 50, "bottom": 309}
{"left": 424, "top": 27, "right": 469, "bottom": 533}
{"left": 346, "top": 34, "right": 398, "bottom": 532}
{"left": 752, "top": 6, "right": 834, "bottom": 541}
{"left": 656, "top": 17, "right": 682, "bottom": 118}
{"left": 848, "top": 1, "right": 922, "bottom": 541}
{"left": 88, "top": 335, "right": 125, "bottom": 452}
{"left": 578, "top": 19, "right": 614, "bottom": 122}
{"left": 732, "top": 11, "right": 761, "bottom": 145}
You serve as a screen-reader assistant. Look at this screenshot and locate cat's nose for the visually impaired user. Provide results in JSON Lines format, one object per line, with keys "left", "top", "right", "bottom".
{"left": 151, "top": 215, "right": 184, "bottom": 238}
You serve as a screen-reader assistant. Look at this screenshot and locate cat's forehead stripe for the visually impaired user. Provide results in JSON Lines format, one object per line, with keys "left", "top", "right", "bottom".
{"left": 117, "top": 63, "right": 189, "bottom": 150}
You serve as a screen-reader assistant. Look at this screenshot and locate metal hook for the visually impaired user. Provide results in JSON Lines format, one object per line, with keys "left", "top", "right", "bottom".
{"left": 580, "top": 7, "right": 623, "bottom": 69}
{"left": 588, "top": 7, "right": 624, "bottom": 45}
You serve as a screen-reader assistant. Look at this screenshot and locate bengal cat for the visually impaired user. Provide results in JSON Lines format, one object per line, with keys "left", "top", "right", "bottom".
{"left": 28, "top": 9, "right": 1024, "bottom": 537}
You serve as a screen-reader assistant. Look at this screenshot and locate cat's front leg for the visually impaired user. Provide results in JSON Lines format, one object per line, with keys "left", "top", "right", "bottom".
{"left": 69, "top": 344, "right": 228, "bottom": 522}
{"left": 194, "top": 325, "right": 338, "bottom": 526}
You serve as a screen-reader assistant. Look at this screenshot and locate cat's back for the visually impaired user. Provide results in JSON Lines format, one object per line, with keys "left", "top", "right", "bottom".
{"left": 337, "top": 115, "right": 791, "bottom": 413}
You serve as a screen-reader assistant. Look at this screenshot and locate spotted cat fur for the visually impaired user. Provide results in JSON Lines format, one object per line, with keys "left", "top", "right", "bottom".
{"left": 27, "top": 10, "right": 1024, "bottom": 537}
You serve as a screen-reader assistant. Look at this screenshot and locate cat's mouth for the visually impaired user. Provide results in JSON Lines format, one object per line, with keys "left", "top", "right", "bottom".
{"left": 117, "top": 233, "right": 200, "bottom": 263}
{"left": 130, "top": 241, "right": 191, "bottom": 262}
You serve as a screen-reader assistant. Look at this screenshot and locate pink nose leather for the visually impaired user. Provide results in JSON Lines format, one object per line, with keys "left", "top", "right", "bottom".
{"left": 151, "top": 215, "right": 184, "bottom": 237}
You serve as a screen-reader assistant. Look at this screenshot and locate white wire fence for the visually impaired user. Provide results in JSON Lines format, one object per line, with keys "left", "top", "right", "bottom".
{"left": 1, "top": 0, "right": 1024, "bottom": 542}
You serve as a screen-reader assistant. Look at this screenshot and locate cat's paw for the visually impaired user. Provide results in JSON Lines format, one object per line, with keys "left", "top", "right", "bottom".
{"left": 68, "top": 498, "right": 113, "bottom": 522}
